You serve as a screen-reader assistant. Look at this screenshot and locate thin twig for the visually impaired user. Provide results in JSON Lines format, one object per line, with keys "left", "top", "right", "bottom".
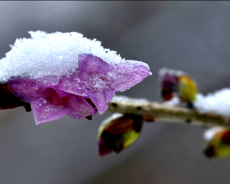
{"left": 108, "top": 96, "right": 230, "bottom": 128}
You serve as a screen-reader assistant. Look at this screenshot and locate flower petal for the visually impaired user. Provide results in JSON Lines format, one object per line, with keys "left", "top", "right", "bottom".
{"left": 8, "top": 77, "right": 56, "bottom": 103}
{"left": 55, "top": 74, "right": 87, "bottom": 97}
{"left": 78, "top": 53, "right": 110, "bottom": 80}
{"left": 0, "top": 83, "right": 30, "bottom": 110}
{"left": 112, "top": 62, "right": 151, "bottom": 92}
{"left": 65, "top": 94, "right": 97, "bottom": 119}
{"left": 78, "top": 54, "right": 151, "bottom": 114}
{"left": 78, "top": 54, "right": 151, "bottom": 113}
{"left": 87, "top": 88, "right": 115, "bottom": 114}
{"left": 8, "top": 77, "right": 42, "bottom": 102}
{"left": 31, "top": 98, "right": 67, "bottom": 125}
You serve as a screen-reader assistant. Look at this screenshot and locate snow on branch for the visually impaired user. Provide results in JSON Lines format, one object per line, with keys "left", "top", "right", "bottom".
{"left": 107, "top": 95, "right": 230, "bottom": 128}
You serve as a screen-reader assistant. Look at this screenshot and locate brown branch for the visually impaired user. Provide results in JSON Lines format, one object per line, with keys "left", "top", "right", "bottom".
{"left": 108, "top": 96, "right": 230, "bottom": 128}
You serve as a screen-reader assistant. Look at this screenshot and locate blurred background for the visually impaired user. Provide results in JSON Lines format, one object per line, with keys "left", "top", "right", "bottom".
{"left": 0, "top": 1, "right": 230, "bottom": 184}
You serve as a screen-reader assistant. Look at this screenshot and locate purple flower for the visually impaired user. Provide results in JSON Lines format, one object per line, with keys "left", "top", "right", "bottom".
{"left": 8, "top": 54, "right": 150, "bottom": 124}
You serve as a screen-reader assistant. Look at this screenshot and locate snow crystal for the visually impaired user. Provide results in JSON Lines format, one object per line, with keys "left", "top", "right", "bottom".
{"left": 111, "top": 96, "right": 149, "bottom": 105}
{"left": 163, "top": 96, "right": 181, "bottom": 106}
{"left": 195, "top": 89, "right": 230, "bottom": 117}
{"left": 203, "top": 126, "right": 225, "bottom": 141}
{"left": 0, "top": 31, "right": 150, "bottom": 82}
{"left": 158, "top": 68, "right": 185, "bottom": 79}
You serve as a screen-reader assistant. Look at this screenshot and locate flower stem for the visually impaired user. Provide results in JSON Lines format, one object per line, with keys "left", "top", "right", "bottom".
{"left": 108, "top": 96, "right": 229, "bottom": 128}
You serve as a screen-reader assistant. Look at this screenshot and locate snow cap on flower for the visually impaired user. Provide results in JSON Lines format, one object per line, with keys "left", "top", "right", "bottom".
{"left": 1, "top": 31, "right": 151, "bottom": 124}
{"left": 0, "top": 31, "right": 150, "bottom": 82}
{"left": 98, "top": 113, "right": 143, "bottom": 158}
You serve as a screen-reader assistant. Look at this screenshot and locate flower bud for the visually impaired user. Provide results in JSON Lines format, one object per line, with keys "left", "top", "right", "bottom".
{"left": 203, "top": 126, "right": 230, "bottom": 158}
{"left": 159, "top": 68, "right": 197, "bottom": 108}
{"left": 98, "top": 113, "right": 143, "bottom": 158}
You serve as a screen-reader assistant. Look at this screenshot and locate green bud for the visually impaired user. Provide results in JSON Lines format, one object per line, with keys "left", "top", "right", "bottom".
{"left": 203, "top": 126, "right": 230, "bottom": 158}
{"left": 98, "top": 113, "right": 143, "bottom": 158}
